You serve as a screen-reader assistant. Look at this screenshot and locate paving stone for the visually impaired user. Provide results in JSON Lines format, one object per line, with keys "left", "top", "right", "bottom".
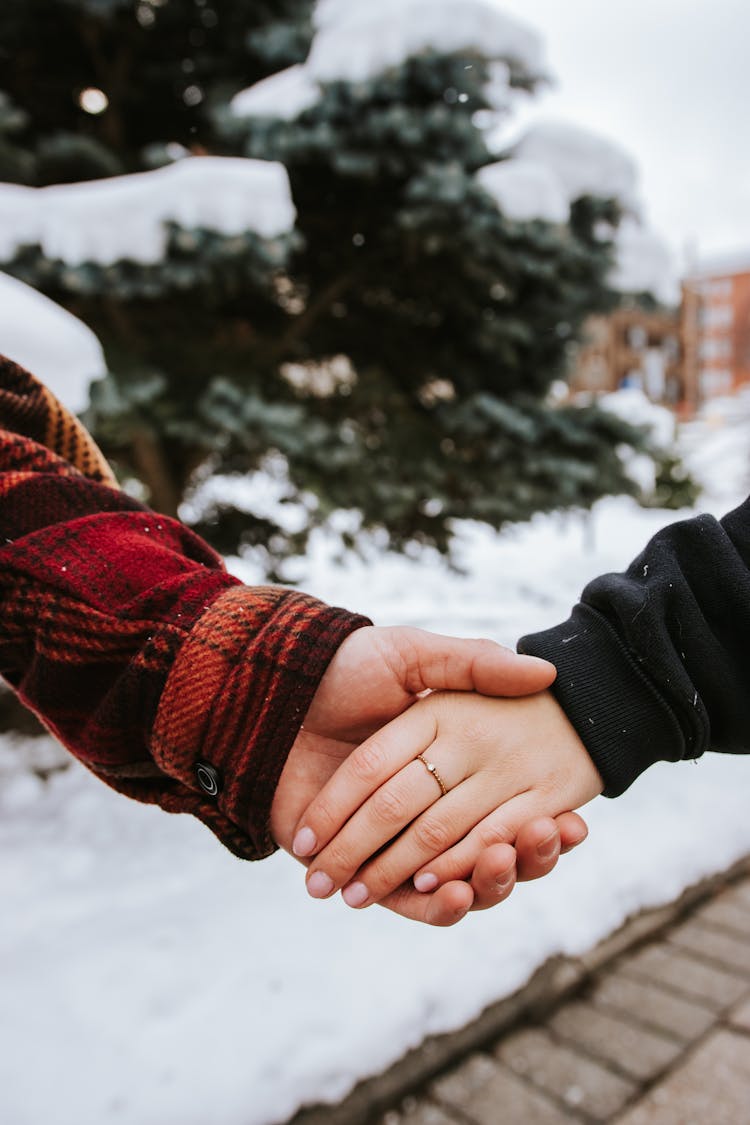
{"left": 578, "top": 905, "right": 675, "bottom": 975}
{"left": 588, "top": 968, "right": 716, "bottom": 1042}
{"left": 620, "top": 943, "right": 749, "bottom": 1010}
{"left": 667, "top": 918, "right": 750, "bottom": 977}
{"left": 728, "top": 996, "right": 750, "bottom": 1033}
{"left": 695, "top": 894, "right": 750, "bottom": 936}
{"left": 379, "top": 1098, "right": 463, "bottom": 1125}
{"left": 548, "top": 1000, "right": 681, "bottom": 1081}
{"left": 495, "top": 1027, "right": 636, "bottom": 1121}
{"left": 430, "top": 1053, "right": 577, "bottom": 1125}
{"left": 616, "top": 1029, "right": 750, "bottom": 1125}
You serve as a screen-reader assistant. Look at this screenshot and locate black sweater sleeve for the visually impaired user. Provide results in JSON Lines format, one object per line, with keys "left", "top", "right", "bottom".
{"left": 518, "top": 497, "right": 750, "bottom": 797}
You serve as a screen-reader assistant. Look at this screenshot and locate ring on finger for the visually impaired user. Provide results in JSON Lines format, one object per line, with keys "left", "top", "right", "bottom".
{"left": 416, "top": 753, "right": 449, "bottom": 797}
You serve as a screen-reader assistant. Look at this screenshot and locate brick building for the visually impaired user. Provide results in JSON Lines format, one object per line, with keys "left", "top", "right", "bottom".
{"left": 568, "top": 303, "right": 683, "bottom": 406}
{"left": 569, "top": 252, "right": 750, "bottom": 416}
{"left": 682, "top": 251, "right": 750, "bottom": 406}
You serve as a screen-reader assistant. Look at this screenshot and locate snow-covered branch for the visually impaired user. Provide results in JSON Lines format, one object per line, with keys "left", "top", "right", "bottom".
{"left": 0, "top": 157, "right": 295, "bottom": 267}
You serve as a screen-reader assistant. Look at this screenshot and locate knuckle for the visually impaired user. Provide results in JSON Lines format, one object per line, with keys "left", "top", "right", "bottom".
{"left": 307, "top": 795, "right": 339, "bottom": 837}
{"left": 351, "top": 739, "right": 387, "bottom": 785}
{"left": 477, "top": 821, "right": 513, "bottom": 849}
{"left": 399, "top": 634, "right": 425, "bottom": 693}
{"left": 474, "top": 637, "right": 503, "bottom": 655}
{"left": 362, "top": 859, "right": 400, "bottom": 900}
{"left": 425, "top": 854, "right": 464, "bottom": 884}
{"left": 414, "top": 814, "right": 452, "bottom": 854}
{"left": 382, "top": 882, "right": 420, "bottom": 920}
{"left": 371, "top": 785, "right": 407, "bottom": 827}
{"left": 319, "top": 838, "right": 356, "bottom": 880}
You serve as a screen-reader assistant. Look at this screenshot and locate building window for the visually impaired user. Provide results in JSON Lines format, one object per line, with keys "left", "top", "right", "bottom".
{"left": 699, "top": 336, "right": 732, "bottom": 361}
{"left": 700, "top": 368, "right": 733, "bottom": 395}
{"left": 700, "top": 304, "right": 734, "bottom": 329}
{"left": 627, "top": 325, "right": 648, "bottom": 350}
{"left": 700, "top": 279, "right": 733, "bottom": 299}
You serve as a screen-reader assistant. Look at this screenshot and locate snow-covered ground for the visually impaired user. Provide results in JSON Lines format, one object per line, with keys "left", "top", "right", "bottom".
{"left": 1, "top": 392, "right": 749, "bottom": 1125}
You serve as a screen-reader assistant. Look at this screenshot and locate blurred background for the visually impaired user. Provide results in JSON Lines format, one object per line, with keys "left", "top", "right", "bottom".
{"left": 1, "top": 3, "right": 750, "bottom": 1124}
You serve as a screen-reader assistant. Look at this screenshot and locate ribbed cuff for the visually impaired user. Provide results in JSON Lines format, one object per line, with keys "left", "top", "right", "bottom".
{"left": 151, "top": 586, "right": 371, "bottom": 859}
{"left": 519, "top": 605, "right": 686, "bottom": 797}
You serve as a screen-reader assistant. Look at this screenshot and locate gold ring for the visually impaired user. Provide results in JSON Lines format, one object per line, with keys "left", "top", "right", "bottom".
{"left": 417, "top": 753, "right": 448, "bottom": 797}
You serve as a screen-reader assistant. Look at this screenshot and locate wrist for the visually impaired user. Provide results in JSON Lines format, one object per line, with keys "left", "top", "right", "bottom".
{"left": 520, "top": 606, "right": 686, "bottom": 796}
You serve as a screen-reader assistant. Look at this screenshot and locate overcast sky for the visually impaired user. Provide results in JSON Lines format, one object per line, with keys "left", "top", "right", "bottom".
{"left": 490, "top": 0, "right": 750, "bottom": 269}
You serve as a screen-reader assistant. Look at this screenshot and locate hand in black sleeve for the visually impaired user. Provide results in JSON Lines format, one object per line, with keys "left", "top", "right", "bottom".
{"left": 520, "top": 497, "right": 750, "bottom": 796}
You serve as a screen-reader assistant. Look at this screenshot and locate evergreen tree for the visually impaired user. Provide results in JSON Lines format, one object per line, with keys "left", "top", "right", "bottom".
{"left": 0, "top": 0, "right": 674, "bottom": 575}
{"left": 0, "top": 0, "right": 313, "bottom": 183}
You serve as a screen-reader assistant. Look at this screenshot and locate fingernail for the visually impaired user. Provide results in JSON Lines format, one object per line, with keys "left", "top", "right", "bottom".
{"left": 307, "top": 871, "right": 334, "bottom": 898}
{"left": 414, "top": 873, "right": 439, "bottom": 893}
{"left": 342, "top": 882, "right": 369, "bottom": 908}
{"left": 292, "top": 827, "right": 318, "bottom": 857}
{"left": 537, "top": 833, "right": 559, "bottom": 861}
{"left": 495, "top": 871, "right": 514, "bottom": 892}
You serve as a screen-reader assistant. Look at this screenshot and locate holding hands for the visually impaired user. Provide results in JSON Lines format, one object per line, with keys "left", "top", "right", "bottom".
{"left": 295, "top": 689, "right": 602, "bottom": 915}
{"left": 270, "top": 625, "right": 599, "bottom": 926}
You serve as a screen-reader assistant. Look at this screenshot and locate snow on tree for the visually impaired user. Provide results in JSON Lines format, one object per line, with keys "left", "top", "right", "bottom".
{"left": 0, "top": 158, "right": 295, "bottom": 265}
{"left": 0, "top": 0, "right": 682, "bottom": 573}
{"left": 476, "top": 159, "right": 568, "bottom": 224}
{"left": 305, "top": 0, "right": 547, "bottom": 86}
{"left": 477, "top": 120, "right": 677, "bottom": 305}
{"left": 231, "top": 66, "right": 320, "bottom": 123}
{"left": 610, "top": 216, "right": 678, "bottom": 305}
{"left": 512, "top": 120, "right": 641, "bottom": 212}
{"left": 0, "top": 271, "right": 105, "bottom": 412}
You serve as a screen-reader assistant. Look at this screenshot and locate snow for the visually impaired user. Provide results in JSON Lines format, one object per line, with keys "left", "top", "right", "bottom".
{"left": 599, "top": 387, "right": 676, "bottom": 449}
{"left": 314, "top": 0, "right": 363, "bottom": 28}
{"left": 513, "top": 119, "right": 641, "bottom": 212}
{"left": 0, "top": 157, "right": 295, "bottom": 267}
{"left": 0, "top": 272, "right": 105, "bottom": 413}
{"left": 479, "top": 122, "right": 676, "bottom": 299}
{"left": 610, "top": 217, "right": 679, "bottom": 305}
{"left": 231, "top": 1, "right": 540, "bottom": 123}
{"left": 230, "top": 65, "right": 321, "bottom": 122}
{"left": 598, "top": 387, "right": 677, "bottom": 493}
{"left": 2, "top": 390, "right": 750, "bottom": 1125}
{"left": 481, "top": 59, "right": 513, "bottom": 114}
{"left": 227, "top": 18, "right": 676, "bottom": 303}
{"left": 307, "top": 0, "right": 546, "bottom": 85}
{"left": 477, "top": 157, "right": 568, "bottom": 224}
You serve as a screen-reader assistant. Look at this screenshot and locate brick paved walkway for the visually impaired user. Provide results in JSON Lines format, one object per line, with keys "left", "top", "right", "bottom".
{"left": 288, "top": 862, "right": 750, "bottom": 1125}
{"left": 381, "top": 875, "right": 750, "bottom": 1125}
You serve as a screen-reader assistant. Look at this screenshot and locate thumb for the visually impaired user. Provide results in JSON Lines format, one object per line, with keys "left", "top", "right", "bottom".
{"left": 389, "top": 627, "right": 556, "bottom": 697}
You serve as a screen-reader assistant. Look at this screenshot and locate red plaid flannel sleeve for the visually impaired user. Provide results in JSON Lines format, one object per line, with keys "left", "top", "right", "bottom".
{"left": 0, "top": 356, "right": 369, "bottom": 859}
